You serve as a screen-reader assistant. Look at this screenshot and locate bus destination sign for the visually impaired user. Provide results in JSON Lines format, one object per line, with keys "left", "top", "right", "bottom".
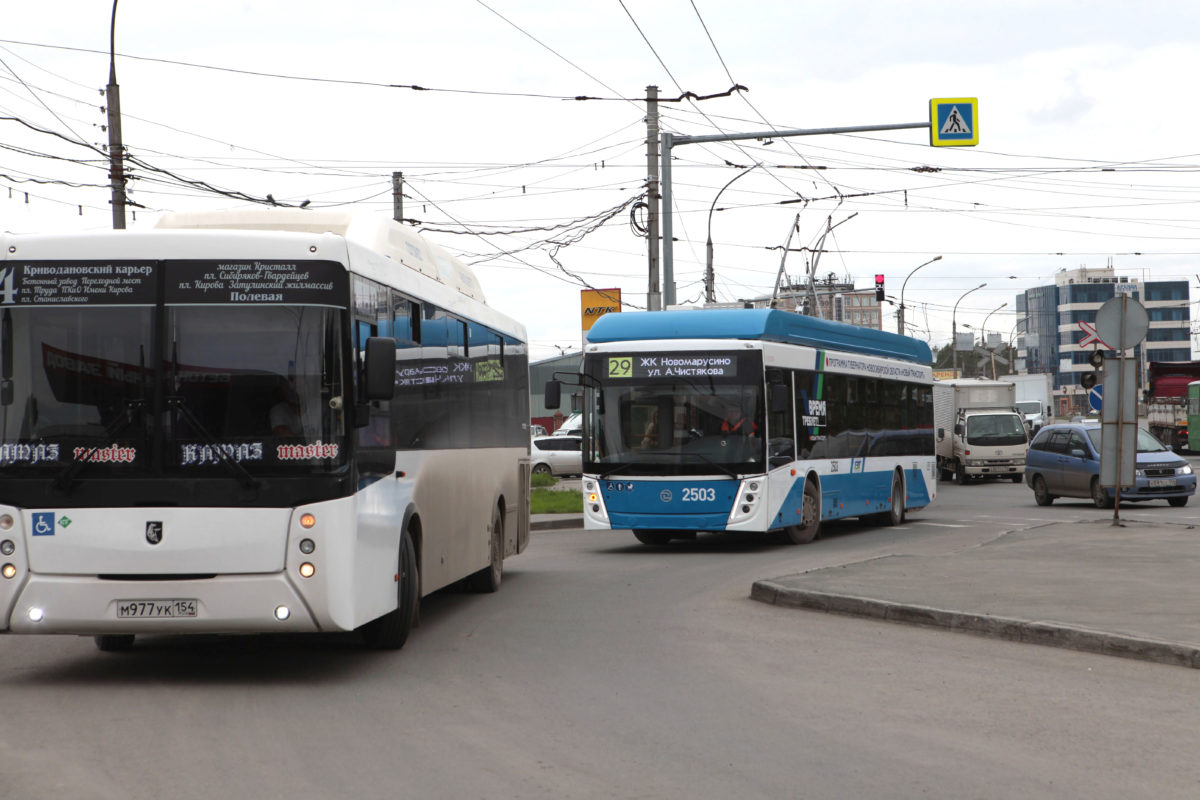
{"left": 607, "top": 352, "right": 738, "bottom": 380}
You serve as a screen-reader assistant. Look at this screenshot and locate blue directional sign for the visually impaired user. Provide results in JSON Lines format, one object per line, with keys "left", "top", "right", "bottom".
{"left": 1088, "top": 384, "right": 1103, "bottom": 411}
{"left": 930, "top": 97, "right": 978, "bottom": 147}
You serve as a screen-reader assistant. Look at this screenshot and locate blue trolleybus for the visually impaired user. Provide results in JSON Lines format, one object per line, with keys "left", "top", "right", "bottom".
{"left": 546, "top": 308, "right": 936, "bottom": 545}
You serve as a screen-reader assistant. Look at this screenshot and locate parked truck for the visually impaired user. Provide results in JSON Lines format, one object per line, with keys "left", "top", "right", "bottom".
{"left": 933, "top": 378, "right": 1029, "bottom": 484}
{"left": 1008, "top": 372, "right": 1054, "bottom": 433}
{"left": 1146, "top": 361, "right": 1200, "bottom": 451}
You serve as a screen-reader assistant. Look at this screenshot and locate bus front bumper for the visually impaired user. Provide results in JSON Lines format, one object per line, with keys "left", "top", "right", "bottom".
{"left": 3, "top": 573, "right": 326, "bottom": 635}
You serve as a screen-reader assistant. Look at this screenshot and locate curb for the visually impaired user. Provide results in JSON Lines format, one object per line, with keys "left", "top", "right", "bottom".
{"left": 530, "top": 516, "right": 583, "bottom": 531}
{"left": 750, "top": 581, "right": 1200, "bottom": 670}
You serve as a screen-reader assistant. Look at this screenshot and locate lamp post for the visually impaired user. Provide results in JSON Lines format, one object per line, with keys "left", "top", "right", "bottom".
{"left": 704, "top": 163, "right": 760, "bottom": 303}
{"left": 980, "top": 302, "right": 1008, "bottom": 346}
{"left": 897, "top": 255, "right": 942, "bottom": 335}
{"left": 951, "top": 283, "right": 986, "bottom": 377}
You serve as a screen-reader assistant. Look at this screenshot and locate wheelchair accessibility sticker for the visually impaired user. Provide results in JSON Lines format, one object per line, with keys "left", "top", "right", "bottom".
{"left": 32, "top": 512, "right": 55, "bottom": 536}
{"left": 31, "top": 512, "right": 70, "bottom": 536}
{"left": 851, "top": 458, "right": 865, "bottom": 474}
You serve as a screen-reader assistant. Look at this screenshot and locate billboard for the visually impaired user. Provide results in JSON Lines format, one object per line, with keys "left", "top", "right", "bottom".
{"left": 581, "top": 288, "right": 621, "bottom": 334}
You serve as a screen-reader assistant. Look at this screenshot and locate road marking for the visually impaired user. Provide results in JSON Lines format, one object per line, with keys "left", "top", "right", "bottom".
{"left": 909, "top": 521, "right": 971, "bottom": 528}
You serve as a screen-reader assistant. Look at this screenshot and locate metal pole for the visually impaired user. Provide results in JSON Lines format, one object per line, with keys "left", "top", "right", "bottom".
{"left": 645, "top": 87, "right": 662, "bottom": 311}
{"left": 660, "top": 119, "right": 929, "bottom": 314}
{"left": 392, "top": 172, "right": 403, "bottom": 222}
{"left": 106, "top": 0, "right": 126, "bottom": 230}
{"left": 952, "top": 283, "right": 986, "bottom": 377}
{"left": 705, "top": 163, "right": 760, "bottom": 304}
{"left": 660, "top": 131, "right": 675, "bottom": 307}
{"left": 898, "top": 255, "right": 942, "bottom": 335}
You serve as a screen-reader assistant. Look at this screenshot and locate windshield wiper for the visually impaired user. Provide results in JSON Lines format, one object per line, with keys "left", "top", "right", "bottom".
{"left": 678, "top": 451, "right": 740, "bottom": 479}
{"left": 596, "top": 462, "right": 634, "bottom": 479}
{"left": 51, "top": 399, "right": 146, "bottom": 494}
{"left": 169, "top": 395, "right": 261, "bottom": 491}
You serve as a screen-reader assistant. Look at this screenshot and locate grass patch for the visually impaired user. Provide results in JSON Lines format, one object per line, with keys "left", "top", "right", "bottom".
{"left": 531, "top": 471, "right": 558, "bottom": 488}
{"left": 531, "top": 488, "right": 583, "bottom": 514}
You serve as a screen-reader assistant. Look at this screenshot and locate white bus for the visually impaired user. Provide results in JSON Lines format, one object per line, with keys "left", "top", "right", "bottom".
{"left": 0, "top": 209, "right": 530, "bottom": 650}
{"left": 546, "top": 308, "right": 936, "bottom": 545}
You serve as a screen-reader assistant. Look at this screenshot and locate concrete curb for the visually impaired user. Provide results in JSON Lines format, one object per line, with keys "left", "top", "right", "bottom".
{"left": 530, "top": 515, "right": 583, "bottom": 531}
{"left": 750, "top": 581, "right": 1200, "bottom": 670}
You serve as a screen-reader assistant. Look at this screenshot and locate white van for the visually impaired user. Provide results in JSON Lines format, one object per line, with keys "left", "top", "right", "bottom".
{"left": 554, "top": 412, "right": 582, "bottom": 436}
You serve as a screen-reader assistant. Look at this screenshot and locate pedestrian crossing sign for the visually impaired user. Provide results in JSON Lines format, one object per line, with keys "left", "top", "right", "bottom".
{"left": 930, "top": 97, "right": 978, "bottom": 146}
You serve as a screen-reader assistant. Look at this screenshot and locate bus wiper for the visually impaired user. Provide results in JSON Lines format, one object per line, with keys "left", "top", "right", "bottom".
{"left": 597, "top": 462, "right": 633, "bottom": 479}
{"left": 168, "top": 395, "right": 261, "bottom": 491}
{"left": 51, "top": 399, "right": 146, "bottom": 494}
{"left": 679, "top": 452, "right": 739, "bottom": 479}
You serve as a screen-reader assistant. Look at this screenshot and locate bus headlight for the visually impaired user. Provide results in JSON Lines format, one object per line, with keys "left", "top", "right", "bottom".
{"left": 2, "top": 563, "right": 16, "bottom": 579}
{"left": 27, "top": 607, "right": 44, "bottom": 622}
{"left": 0, "top": 539, "right": 14, "bottom": 556}
{"left": 299, "top": 562, "right": 316, "bottom": 578}
{"left": 0, "top": 514, "right": 12, "bottom": 530}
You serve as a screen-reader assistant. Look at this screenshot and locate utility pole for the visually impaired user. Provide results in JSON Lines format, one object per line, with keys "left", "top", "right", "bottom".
{"left": 645, "top": 86, "right": 662, "bottom": 311}
{"left": 392, "top": 172, "right": 404, "bottom": 222}
{"left": 105, "top": 0, "right": 127, "bottom": 229}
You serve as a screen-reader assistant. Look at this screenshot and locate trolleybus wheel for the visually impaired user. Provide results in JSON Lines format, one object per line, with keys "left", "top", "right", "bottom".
{"left": 783, "top": 479, "right": 820, "bottom": 544}
{"left": 362, "top": 527, "right": 420, "bottom": 649}
{"left": 633, "top": 530, "right": 674, "bottom": 546}
{"left": 882, "top": 471, "right": 905, "bottom": 526}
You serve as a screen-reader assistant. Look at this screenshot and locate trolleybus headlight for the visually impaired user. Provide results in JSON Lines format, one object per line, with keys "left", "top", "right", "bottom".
{"left": 299, "top": 562, "right": 316, "bottom": 578}
{"left": 0, "top": 514, "right": 12, "bottom": 530}
{"left": 588, "top": 492, "right": 598, "bottom": 503}
{"left": 0, "top": 539, "right": 14, "bottom": 555}
{"left": 749, "top": 482, "right": 759, "bottom": 492}
{"left": 27, "top": 607, "right": 43, "bottom": 622}
{"left": 300, "top": 513, "right": 316, "bottom": 529}
{"left": 299, "top": 538, "right": 316, "bottom": 554}
{"left": 1, "top": 563, "right": 16, "bottom": 579}
{"left": 274, "top": 605, "right": 291, "bottom": 621}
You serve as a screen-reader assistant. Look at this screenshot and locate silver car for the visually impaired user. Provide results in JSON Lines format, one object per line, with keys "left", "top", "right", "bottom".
{"left": 531, "top": 435, "right": 582, "bottom": 477}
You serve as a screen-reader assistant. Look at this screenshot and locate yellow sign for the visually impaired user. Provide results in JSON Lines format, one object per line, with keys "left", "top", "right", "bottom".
{"left": 929, "top": 97, "right": 978, "bottom": 147}
{"left": 581, "top": 288, "right": 621, "bottom": 332}
{"left": 932, "top": 369, "right": 960, "bottom": 381}
{"left": 608, "top": 357, "right": 632, "bottom": 378}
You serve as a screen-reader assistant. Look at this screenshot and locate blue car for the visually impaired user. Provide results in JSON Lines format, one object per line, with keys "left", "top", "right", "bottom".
{"left": 1025, "top": 422, "right": 1196, "bottom": 508}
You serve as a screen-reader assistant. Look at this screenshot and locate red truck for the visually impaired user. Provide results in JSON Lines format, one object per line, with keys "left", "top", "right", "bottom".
{"left": 1145, "top": 361, "right": 1200, "bottom": 451}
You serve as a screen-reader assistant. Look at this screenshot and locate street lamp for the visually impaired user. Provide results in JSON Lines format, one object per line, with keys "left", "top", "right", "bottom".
{"left": 897, "top": 255, "right": 942, "bottom": 335}
{"left": 980, "top": 302, "right": 1008, "bottom": 346}
{"left": 951, "top": 283, "right": 987, "bottom": 377}
{"left": 705, "top": 162, "right": 761, "bottom": 303}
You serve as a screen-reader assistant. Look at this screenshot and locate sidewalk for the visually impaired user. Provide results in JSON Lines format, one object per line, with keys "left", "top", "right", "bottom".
{"left": 752, "top": 517, "right": 1200, "bottom": 669}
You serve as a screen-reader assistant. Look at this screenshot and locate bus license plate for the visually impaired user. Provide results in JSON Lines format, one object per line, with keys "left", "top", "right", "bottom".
{"left": 117, "top": 599, "right": 198, "bottom": 618}
{"left": 1148, "top": 478, "right": 1176, "bottom": 488}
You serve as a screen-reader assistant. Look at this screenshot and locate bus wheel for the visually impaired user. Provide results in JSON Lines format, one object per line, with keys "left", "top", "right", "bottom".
{"left": 94, "top": 634, "right": 134, "bottom": 652}
{"left": 467, "top": 508, "right": 503, "bottom": 593}
{"left": 362, "top": 527, "right": 420, "bottom": 649}
{"left": 784, "top": 480, "right": 821, "bottom": 544}
{"left": 633, "top": 530, "right": 674, "bottom": 546}
{"left": 883, "top": 472, "right": 905, "bottom": 526}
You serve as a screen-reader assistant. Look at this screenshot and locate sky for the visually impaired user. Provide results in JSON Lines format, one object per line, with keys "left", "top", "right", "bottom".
{"left": 3, "top": 1, "right": 1200, "bottom": 361}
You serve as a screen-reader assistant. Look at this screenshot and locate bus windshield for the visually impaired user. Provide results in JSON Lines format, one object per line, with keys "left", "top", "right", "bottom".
{"left": 0, "top": 302, "right": 346, "bottom": 480}
{"left": 583, "top": 350, "right": 764, "bottom": 476}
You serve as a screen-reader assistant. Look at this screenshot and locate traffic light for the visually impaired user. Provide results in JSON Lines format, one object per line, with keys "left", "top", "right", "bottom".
{"left": 1080, "top": 372, "right": 1097, "bottom": 390}
{"left": 874, "top": 274, "right": 885, "bottom": 302}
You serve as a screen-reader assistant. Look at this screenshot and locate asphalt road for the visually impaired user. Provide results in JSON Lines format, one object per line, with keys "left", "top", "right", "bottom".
{"left": 2, "top": 475, "right": 1199, "bottom": 799}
